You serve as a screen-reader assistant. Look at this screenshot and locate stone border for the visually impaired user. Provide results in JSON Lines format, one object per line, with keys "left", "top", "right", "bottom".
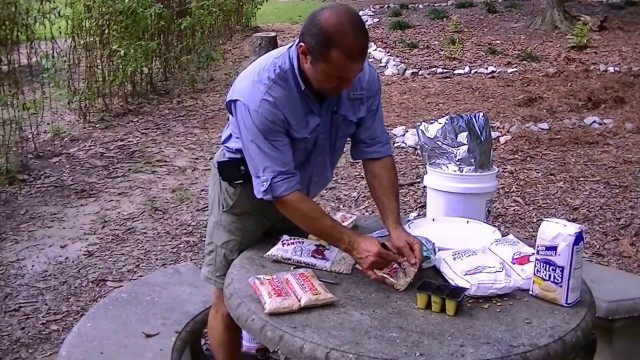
{"left": 390, "top": 116, "right": 637, "bottom": 148}
{"left": 358, "top": 4, "right": 639, "bottom": 77}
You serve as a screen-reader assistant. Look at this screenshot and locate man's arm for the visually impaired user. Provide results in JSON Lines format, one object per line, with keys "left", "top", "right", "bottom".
{"left": 350, "top": 65, "right": 422, "bottom": 265}
{"left": 231, "top": 100, "right": 358, "bottom": 253}
{"left": 362, "top": 157, "right": 403, "bottom": 233}
{"left": 349, "top": 66, "right": 402, "bottom": 232}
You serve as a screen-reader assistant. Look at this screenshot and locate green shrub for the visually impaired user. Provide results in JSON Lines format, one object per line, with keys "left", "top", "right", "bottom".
{"left": 389, "top": 19, "right": 413, "bottom": 31}
{"left": 402, "top": 40, "right": 420, "bottom": 49}
{"left": 454, "top": 1, "right": 477, "bottom": 9}
{"left": 485, "top": 46, "right": 502, "bottom": 56}
{"left": 516, "top": 50, "right": 541, "bottom": 63}
{"left": 449, "top": 15, "right": 463, "bottom": 32}
{"left": 388, "top": 7, "right": 404, "bottom": 17}
{"left": 442, "top": 35, "right": 463, "bottom": 58}
{"left": 505, "top": 0, "right": 520, "bottom": 10}
{"left": 483, "top": 0, "right": 498, "bottom": 14}
{"left": 428, "top": 8, "right": 449, "bottom": 20}
{"left": 568, "top": 21, "right": 590, "bottom": 50}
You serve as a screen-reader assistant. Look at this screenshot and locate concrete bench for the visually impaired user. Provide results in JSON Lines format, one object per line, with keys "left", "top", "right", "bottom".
{"left": 57, "top": 262, "right": 213, "bottom": 360}
{"left": 583, "top": 261, "right": 640, "bottom": 360}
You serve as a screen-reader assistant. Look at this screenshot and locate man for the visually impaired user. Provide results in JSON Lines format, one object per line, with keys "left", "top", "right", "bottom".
{"left": 201, "top": 3, "right": 423, "bottom": 359}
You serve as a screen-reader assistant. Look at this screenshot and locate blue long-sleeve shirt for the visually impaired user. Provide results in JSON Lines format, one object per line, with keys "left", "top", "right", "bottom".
{"left": 220, "top": 40, "right": 392, "bottom": 201}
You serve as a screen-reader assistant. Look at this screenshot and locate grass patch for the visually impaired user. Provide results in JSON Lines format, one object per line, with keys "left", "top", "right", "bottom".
{"left": 505, "top": 0, "right": 520, "bottom": 10}
{"left": 389, "top": 19, "right": 413, "bottom": 31}
{"left": 428, "top": 8, "right": 449, "bottom": 20}
{"left": 484, "top": 46, "right": 503, "bottom": 56}
{"left": 398, "top": 3, "right": 410, "bottom": 10}
{"left": 483, "top": 0, "right": 499, "bottom": 14}
{"left": 255, "top": 0, "right": 324, "bottom": 25}
{"left": 401, "top": 40, "right": 420, "bottom": 49}
{"left": 624, "top": 0, "right": 638, "bottom": 6}
{"left": 388, "top": 7, "right": 404, "bottom": 17}
{"left": 516, "top": 50, "right": 541, "bottom": 63}
{"left": 442, "top": 35, "right": 463, "bottom": 59}
{"left": 171, "top": 186, "right": 192, "bottom": 205}
{"left": 454, "top": 1, "right": 476, "bottom": 9}
{"left": 449, "top": 15, "right": 463, "bottom": 32}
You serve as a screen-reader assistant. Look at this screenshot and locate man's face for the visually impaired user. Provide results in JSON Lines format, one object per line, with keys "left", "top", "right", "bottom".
{"left": 298, "top": 43, "right": 364, "bottom": 97}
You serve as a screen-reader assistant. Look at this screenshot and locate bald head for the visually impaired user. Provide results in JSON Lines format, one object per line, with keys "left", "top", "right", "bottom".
{"left": 299, "top": 3, "right": 369, "bottom": 64}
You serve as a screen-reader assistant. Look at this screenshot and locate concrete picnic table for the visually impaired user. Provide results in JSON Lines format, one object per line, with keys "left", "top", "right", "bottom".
{"left": 224, "top": 216, "right": 596, "bottom": 360}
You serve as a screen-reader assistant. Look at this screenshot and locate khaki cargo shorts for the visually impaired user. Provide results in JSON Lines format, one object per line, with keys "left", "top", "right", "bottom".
{"left": 200, "top": 149, "right": 305, "bottom": 289}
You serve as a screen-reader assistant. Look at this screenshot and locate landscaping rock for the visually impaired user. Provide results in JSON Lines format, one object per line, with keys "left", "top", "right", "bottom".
{"left": 537, "top": 122, "right": 550, "bottom": 130}
{"left": 499, "top": 135, "right": 512, "bottom": 144}
{"left": 491, "top": 131, "right": 502, "bottom": 140}
{"left": 625, "top": 122, "right": 638, "bottom": 133}
{"left": 584, "top": 116, "right": 602, "bottom": 126}
{"left": 391, "top": 126, "right": 407, "bottom": 136}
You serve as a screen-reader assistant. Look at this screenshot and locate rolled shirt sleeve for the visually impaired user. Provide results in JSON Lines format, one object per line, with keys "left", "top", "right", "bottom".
{"left": 229, "top": 99, "right": 301, "bottom": 201}
{"left": 349, "top": 66, "right": 394, "bottom": 161}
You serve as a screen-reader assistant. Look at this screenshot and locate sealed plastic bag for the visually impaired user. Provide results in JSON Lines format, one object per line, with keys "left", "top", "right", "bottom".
{"left": 488, "top": 234, "right": 535, "bottom": 290}
{"left": 248, "top": 274, "right": 301, "bottom": 314}
{"left": 264, "top": 235, "right": 355, "bottom": 274}
{"left": 282, "top": 268, "right": 338, "bottom": 308}
{"left": 435, "top": 248, "right": 519, "bottom": 296}
{"left": 374, "top": 259, "right": 419, "bottom": 291}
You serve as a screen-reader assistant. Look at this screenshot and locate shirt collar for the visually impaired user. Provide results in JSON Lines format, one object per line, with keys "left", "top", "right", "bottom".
{"left": 289, "top": 39, "right": 307, "bottom": 91}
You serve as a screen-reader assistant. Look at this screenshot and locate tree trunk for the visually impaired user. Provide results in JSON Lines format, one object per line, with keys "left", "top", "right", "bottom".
{"left": 530, "top": 0, "right": 575, "bottom": 32}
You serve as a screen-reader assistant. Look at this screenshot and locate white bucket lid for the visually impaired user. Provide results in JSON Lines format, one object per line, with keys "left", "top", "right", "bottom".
{"left": 404, "top": 216, "right": 502, "bottom": 251}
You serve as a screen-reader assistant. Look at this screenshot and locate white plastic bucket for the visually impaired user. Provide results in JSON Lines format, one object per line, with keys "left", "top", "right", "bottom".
{"left": 423, "top": 166, "right": 499, "bottom": 223}
{"left": 404, "top": 216, "right": 502, "bottom": 252}
{"left": 241, "top": 330, "right": 266, "bottom": 353}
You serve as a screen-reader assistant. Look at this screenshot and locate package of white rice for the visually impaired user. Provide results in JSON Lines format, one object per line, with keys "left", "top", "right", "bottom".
{"left": 264, "top": 235, "right": 355, "bottom": 274}
{"left": 487, "top": 234, "right": 535, "bottom": 290}
{"left": 281, "top": 268, "right": 338, "bottom": 308}
{"left": 248, "top": 274, "right": 301, "bottom": 315}
{"left": 435, "top": 248, "right": 519, "bottom": 297}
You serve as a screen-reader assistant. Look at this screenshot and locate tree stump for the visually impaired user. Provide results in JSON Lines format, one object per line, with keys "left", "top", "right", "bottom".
{"left": 529, "top": 0, "right": 575, "bottom": 32}
{"left": 235, "top": 32, "right": 279, "bottom": 78}
{"left": 248, "top": 32, "right": 279, "bottom": 63}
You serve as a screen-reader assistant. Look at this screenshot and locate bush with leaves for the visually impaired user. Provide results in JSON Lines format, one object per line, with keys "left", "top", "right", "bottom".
{"left": 1, "top": 0, "right": 268, "bottom": 183}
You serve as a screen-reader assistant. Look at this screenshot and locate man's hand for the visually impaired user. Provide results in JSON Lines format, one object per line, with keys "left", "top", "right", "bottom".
{"left": 388, "top": 228, "right": 423, "bottom": 267}
{"left": 351, "top": 234, "right": 402, "bottom": 281}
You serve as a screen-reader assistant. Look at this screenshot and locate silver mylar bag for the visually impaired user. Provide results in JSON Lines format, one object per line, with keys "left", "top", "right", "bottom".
{"left": 416, "top": 112, "right": 493, "bottom": 173}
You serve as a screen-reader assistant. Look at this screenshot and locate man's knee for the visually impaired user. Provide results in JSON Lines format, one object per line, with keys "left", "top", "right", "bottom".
{"left": 210, "top": 289, "right": 233, "bottom": 321}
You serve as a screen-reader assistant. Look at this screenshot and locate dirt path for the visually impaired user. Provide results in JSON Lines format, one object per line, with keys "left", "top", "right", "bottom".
{"left": 1, "top": 4, "right": 640, "bottom": 358}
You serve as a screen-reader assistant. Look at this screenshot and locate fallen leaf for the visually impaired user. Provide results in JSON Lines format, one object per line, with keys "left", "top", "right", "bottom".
{"left": 106, "top": 281, "right": 123, "bottom": 288}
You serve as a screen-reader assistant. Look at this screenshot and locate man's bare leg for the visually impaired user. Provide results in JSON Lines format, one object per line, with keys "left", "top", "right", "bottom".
{"left": 208, "top": 288, "right": 242, "bottom": 360}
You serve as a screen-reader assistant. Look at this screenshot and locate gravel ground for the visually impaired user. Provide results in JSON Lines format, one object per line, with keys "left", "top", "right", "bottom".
{"left": 1, "top": 2, "right": 640, "bottom": 358}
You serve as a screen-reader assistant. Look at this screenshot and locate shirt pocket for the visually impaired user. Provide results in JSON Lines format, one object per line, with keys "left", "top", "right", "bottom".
{"left": 287, "top": 114, "right": 320, "bottom": 155}
{"left": 331, "top": 100, "right": 366, "bottom": 141}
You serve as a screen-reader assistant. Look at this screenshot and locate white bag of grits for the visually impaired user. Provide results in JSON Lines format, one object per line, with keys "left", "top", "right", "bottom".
{"left": 435, "top": 248, "right": 519, "bottom": 297}
{"left": 530, "top": 218, "right": 585, "bottom": 307}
